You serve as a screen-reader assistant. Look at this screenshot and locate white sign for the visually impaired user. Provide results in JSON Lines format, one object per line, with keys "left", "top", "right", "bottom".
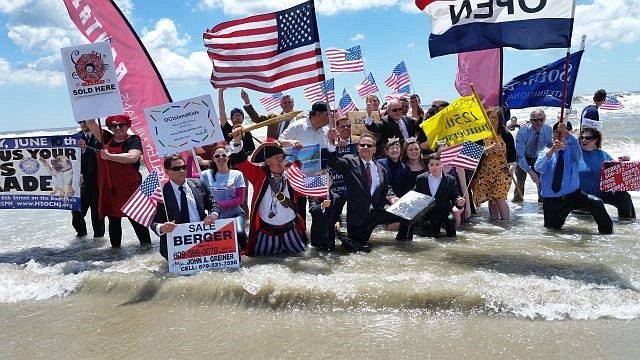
{"left": 144, "top": 94, "right": 223, "bottom": 156}
{"left": 167, "top": 218, "right": 240, "bottom": 275}
{"left": 61, "top": 42, "right": 123, "bottom": 122}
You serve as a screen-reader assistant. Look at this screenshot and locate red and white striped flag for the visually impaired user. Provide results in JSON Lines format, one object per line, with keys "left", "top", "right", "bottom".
{"left": 325, "top": 45, "right": 365, "bottom": 73}
{"left": 356, "top": 72, "right": 379, "bottom": 98}
{"left": 600, "top": 96, "right": 624, "bottom": 110}
{"left": 287, "top": 162, "right": 328, "bottom": 198}
{"left": 384, "top": 61, "right": 411, "bottom": 92}
{"left": 121, "top": 170, "right": 163, "bottom": 227}
{"left": 439, "top": 142, "right": 484, "bottom": 170}
{"left": 204, "top": 1, "right": 325, "bottom": 93}
{"left": 260, "top": 93, "right": 283, "bottom": 112}
{"left": 303, "top": 78, "right": 335, "bottom": 104}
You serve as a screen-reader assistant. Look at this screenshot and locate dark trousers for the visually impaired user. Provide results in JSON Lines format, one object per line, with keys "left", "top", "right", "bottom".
{"left": 107, "top": 216, "right": 152, "bottom": 248}
{"left": 543, "top": 189, "right": 613, "bottom": 234}
{"left": 599, "top": 191, "right": 636, "bottom": 219}
{"left": 72, "top": 190, "right": 104, "bottom": 237}
{"left": 347, "top": 209, "right": 410, "bottom": 245}
{"left": 421, "top": 213, "right": 456, "bottom": 238}
{"left": 513, "top": 157, "right": 538, "bottom": 201}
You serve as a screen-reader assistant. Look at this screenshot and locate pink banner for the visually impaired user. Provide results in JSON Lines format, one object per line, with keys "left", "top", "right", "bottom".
{"left": 454, "top": 48, "right": 501, "bottom": 108}
{"left": 64, "top": 0, "right": 171, "bottom": 181}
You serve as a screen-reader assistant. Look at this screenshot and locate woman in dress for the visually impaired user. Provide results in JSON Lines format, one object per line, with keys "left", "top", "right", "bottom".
{"left": 471, "top": 107, "right": 517, "bottom": 220}
{"left": 400, "top": 137, "right": 427, "bottom": 197}
{"left": 201, "top": 144, "right": 248, "bottom": 248}
{"left": 578, "top": 128, "right": 635, "bottom": 220}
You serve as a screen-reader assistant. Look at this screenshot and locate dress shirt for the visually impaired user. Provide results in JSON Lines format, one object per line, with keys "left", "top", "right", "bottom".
{"left": 427, "top": 173, "right": 442, "bottom": 196}
{"left": 534, "top": 135, "right": 581, "bottom": 198}
{"left": 515, "top": 123, "right": 553, "bottom": 172}
{"left": 361, "top": 159, "right": 380, "bottom": 196}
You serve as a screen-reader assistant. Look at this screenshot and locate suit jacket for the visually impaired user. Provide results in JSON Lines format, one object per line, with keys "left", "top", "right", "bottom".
{"left": 414, "top": 172, "right": 459, "bottom": 221}
{"left": 76, "top": 131, "right": 101, "bottom": 194}
{"left": 152, "top": 178, "right": 220, "bottom": 259}
{"left": 243, "top": 103, "right": 291, "bottom": 140}
{"left": 327, "top": 152, "right": 395, "bottom": 227}
{"left": 365, "top": 115, "right": 417, "bottom": 146}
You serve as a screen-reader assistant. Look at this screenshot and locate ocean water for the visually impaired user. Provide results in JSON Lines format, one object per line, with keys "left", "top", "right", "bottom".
{"left": 1, "top": 92, "right": 640, "bottom": 359}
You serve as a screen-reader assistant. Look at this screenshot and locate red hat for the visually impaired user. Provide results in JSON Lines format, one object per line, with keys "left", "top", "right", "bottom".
{"left": 106, "top": 114, "right": 132, "bottom": 127}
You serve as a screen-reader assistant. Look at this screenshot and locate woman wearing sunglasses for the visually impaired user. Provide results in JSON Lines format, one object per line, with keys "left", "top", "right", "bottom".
{"left": 84, "top": 115, "right": 151, "bottom": 248}
{"left": 578, "top": 128, "right": 635, "bottom": 220}
{"left": 201, "top": 144, "right": 248, "bottom": 248}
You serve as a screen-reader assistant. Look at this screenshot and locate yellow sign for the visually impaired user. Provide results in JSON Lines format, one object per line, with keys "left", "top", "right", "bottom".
{"left": 419, "top": 94, "right": 492, "bottom": 149}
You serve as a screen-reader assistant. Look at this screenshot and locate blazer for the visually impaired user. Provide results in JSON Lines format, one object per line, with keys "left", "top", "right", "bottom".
{"left": 327, "top": 152, "right": 395, "bottom": 227}
{"left": 414, "top": 172, "right": 460, "bottom": 221}
{"left": 76, "top": 130, "right": 101, "bottom": 194}
{"left": 365, "top": 115, "right": 417, "bottom": 146}
{"left": 243, "top": 103, "right": 291, "bottom": 140}
{"left": 152, "top": 178, "right": 220, "bottom": 259}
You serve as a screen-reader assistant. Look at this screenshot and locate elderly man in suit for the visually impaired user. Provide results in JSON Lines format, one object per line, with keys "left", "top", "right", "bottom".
{"left": 326, "top": 131, "right": 412, "bottom": 252}
{"left": 152, "top": 154, "right": 220, "bottom": 260}
{"left": 364, "top": 98, "right": 418, "bottom": 158}
{"left": 240, "top": 90, "right": 297, "bottom": 140}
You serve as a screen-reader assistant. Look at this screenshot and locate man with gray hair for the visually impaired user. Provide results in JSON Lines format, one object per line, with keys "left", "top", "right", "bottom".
{"left": 513, "top": 108, "right": 553, "bottom": 203}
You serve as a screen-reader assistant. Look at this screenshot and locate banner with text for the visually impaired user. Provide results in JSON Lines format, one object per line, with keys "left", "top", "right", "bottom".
{"left": 0, "top": 135, "right": 81, "bottom": 211}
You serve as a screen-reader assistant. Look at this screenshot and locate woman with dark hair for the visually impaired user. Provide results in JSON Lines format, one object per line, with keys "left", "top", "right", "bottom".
{"left": 471, "top": 106, "right": 517, "bottom": 220}
{"left": 409, "top": 93, "right": 425, "bottom": 124}
{"left": 201, "top": 144, "right": 248, "bottom": 248}
{"left": 399, "top": 137, "right": 426, "bottom": 197}
{"left": 376, "top": 137, "right": 407, "bottom": 197}
{"left": 578, "top": 128, "right": 635, "bottom": 219}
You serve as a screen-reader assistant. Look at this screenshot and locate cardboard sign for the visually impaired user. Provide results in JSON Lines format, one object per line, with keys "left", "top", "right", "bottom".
{"left": 0, "top": 135, "right": 81, "bottom": 211}
{"left": 145, "top": 94, "right": 223, "bottom": 156}
{"left": 600, "top": 161, "right": 640, "bottom": 192}
{"left": 385, "top": 190, "right": 435, "bottom": 222}
{"left": 61, "top": 41, "right": 123, "bottom": 121}
{"left": 348, "top": 110, "right": 380, "bottom": 136}
{"left": 167, "top": 218, "right": 240, "bottom": 275}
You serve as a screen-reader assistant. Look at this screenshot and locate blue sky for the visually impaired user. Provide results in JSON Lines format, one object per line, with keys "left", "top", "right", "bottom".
{"left": 1, "top": 0, "right": 638, "bottom": 132}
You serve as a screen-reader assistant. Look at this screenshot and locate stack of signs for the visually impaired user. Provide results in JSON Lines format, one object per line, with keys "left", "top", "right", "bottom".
{"left": 167, "top": 218, "right": 240, "bottom": 275}
{"left": 600, "top": 161, "right": 640, "bottom": 192}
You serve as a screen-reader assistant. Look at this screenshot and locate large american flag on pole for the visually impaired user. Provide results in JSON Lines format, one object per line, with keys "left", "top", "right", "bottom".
{"left": 439, "top": 141, "right": 484, "bottom": 170}
{"left": 259, "top": 92, "right": 283, "bottom": 112}
{"left": 121, "top": 169, "right": 163, "bottom": 227}
{"left": 356, "top": 72, "right": 379, "bottom": 98}
{"left": 303, "top": 78, "right": 335, "bottom": 104}
{"left": 600, "top": 96, "right": 624, "bottom": 110}
{"left": 204, "top": 0, "right": 325, "bottom": 93}
{"left": 287, "top": 162, "right": 328, "bottom": 198}
{"left": 325, "top": 45, "right": 365, "bottom": 72}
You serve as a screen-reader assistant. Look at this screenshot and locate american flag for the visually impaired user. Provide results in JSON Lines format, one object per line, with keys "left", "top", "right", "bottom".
{"left": 204, "top": 1, "right": 325, "bottom": 93}
{"left": 384, "top": 84, "right": 411, "bottom": 101}
{"left": 384, "top": 61, "right": 411, "bottom": 92}
{"left": 338, "top": 88, "right": 357, "bottom": 116}
{"left": 600, "top": 96, "right": 624, "bottom": 110}
{"left": 259, "top": 92, "right": 283, "bottom": 112}
{"left": 121, "top": 169, "right": 164, "bottom": 227}
{"left": 287, "top": 162, "right": 328, "bottom": 198}
{"left": 356, "top": 72, "right": 379, "bottom": 98}
{"left": 325, "top": 45, "right": 365, "bottom": 72}
{"left": 303, "top": 78, "right": 335, "bottom": 104}
{"left": 439, "top": 141, "right": 484, "bottom": 170}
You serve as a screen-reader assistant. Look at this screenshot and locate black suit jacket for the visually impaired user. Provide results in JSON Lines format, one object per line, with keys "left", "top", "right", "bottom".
{"left": 327, "top": 152, "right": 394, "bottom": 227}
{"left": 414, "top": 172, "right": 459, "bottom": 221}
{"left": 152, "top": 179, "right": 220, "bottom": 259}
{"left": 76, "top": 131, "right": 101, "bottom": 194}
{"left": 365, "top": 115, "right": 417, "bottom": 146}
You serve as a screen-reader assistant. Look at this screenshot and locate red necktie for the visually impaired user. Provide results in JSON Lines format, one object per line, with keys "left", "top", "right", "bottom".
{"left": 365, "top": 162, "right": 372, "bottom": 189}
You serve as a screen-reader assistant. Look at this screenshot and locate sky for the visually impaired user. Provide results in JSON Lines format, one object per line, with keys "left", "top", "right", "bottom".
{"left": 1, "top": 0, "right": 639, "bottom": 132}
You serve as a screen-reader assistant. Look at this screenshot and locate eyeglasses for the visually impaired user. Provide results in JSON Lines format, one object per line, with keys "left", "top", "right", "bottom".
{"left": 338, "top": 124, "right": 352, "bottom": 129}
{"left": 530, "top": 118, "right": 544, "bottom": 123}
{"left": 389, "top": 108, "right": 402, "bottom": 113}
{"left": 358, "top": 143, "right": 374, "bottom": 148}
{"left": 213, "top": 153, "right": 228, "bottom": 159}
{"left": 580, "top": 136, "right": 595, "bottom": 141}
{"left": 168, "top": 165, "right": 187, "bottom": 171}
{"left": 108, "top": 123, "right": 128, "bottom": 129}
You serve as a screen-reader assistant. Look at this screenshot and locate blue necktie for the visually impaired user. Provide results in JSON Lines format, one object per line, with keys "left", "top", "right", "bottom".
{"left": 179, "top": 186, "right": 190, "bottom": 223}
{"left": 551, "top": 151, "right": 564, "bottom": 192}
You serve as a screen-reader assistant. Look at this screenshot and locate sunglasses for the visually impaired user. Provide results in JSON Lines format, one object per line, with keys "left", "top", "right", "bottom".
{"left": 108, "top": 123, "right": 128, "bottom": 129}
{"left": 580, "top": 136, "right": 595, "bottom": 141}
{"left": 389, "top": 108, "right": 402, "bottom": 113}
{"left": 338, "top": 124, "right": 352, "bottom": 129}
{"left": 168, "top": 165, "right": 187, "bottom": 171}
{"left": 358, "top": 143, "right": 374, "bottom": 148}
{"left": 213, "top": 153, "right": 228, "bottom": 159}
{"left": 529, "top": 118, "right": 544, "bottom": 123}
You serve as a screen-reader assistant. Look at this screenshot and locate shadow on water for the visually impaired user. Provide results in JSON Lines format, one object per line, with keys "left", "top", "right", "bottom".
{"left": 444, "top": 250, "right": 638, "bottom": 291}
{"left": 118, "top": 271, "right": 168, "bottom": 306}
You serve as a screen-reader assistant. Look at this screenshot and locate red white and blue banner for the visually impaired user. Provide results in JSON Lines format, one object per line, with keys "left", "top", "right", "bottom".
{"left": 416, "top": 0, "right": 575, "bottom": 58}
{"left": 502, "top": 50, "right": 583, "bottom": 110}
{"left": 63, "top": 0, "right": 172, "bottom": 182}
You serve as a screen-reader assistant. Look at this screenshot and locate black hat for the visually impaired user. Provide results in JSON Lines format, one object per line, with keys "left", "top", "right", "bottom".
{"left": 309, "top": 102, "right": 329, "bottom": 117}
{"left": 250, "top": 141, "right": 287, "bottom": 163}
{"left": 553, "top": 121, "right": 573, "bottom": 131}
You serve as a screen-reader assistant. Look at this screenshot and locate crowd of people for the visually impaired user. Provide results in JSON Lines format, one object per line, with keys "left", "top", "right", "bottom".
{"left": 73, "top": 87, "right": 635, "bottom": 259}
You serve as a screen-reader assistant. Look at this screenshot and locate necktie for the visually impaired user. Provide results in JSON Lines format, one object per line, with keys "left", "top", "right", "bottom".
{"left": 529, "top": 131, "right": 540, "bottom": 157}
{"left": 365, "top": 162, "right": 372, "bottom": 190}
{"left": 179, "top": 185, "right": 190, "bottom": 223}
{"left": 551, "top": 150, "right": 564, "bottom": 192}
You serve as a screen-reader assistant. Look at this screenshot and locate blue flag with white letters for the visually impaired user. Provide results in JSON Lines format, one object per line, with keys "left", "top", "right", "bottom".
{"left": 502, "top": 50, "right": 583, "bottom": 110}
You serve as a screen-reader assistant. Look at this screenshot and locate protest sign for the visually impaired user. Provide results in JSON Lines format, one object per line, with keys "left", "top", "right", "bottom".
{"left": 0, "top": 135, "right": 81, "bottom": 211}
{"left": 61, "top": 42, "right": 123, "bottom": 121}
{"left": 167, "top": 218, "right": 240, "bottom": 276}
{"left": 284, "top": 144, "right": 322, "bottom": 175}
{"left": 348, "top": 110, "right": 380, "bottom": 136}
{"left": 600, "top": 161, "right": 640, "bottom": 192}
{"left": 144, "top": 94, "right": 224, "bottom": 156}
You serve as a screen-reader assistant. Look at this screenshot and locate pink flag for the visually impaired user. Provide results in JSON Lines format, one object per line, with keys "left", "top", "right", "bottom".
{"left": 454, "top": 48, "right": 501, "bottom": 108}
{"left": 64, "top": 0, "right": 172, "bottom": 181}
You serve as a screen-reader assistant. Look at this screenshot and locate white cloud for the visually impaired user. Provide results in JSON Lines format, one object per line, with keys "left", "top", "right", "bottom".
{"left": 147, "top": 48, "right": 211, "bottom": 81}
{"left": 0, "top": 58, "right": 64, "bottom": 87}
{"left": 141, "top": 18, "right": 191, "bottom": 49}
{"left": 573, "top": 0, "right": 640, "bottom": 49}
{"left": 0, "top": 0, "right": 29, "bottom": 13}
{"left": 198, "top": 0, "right": 403, "bottom": 16}
{"left": 350, "top": 33, "right": 365, "bottom": 41}
{"left": 113, "top": 0, "right": 134, "bottom": 20}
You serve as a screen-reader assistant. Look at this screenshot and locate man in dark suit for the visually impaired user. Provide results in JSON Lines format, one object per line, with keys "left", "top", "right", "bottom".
{"left": 72, "top": 120, "right": 105, "bottom": 237}
{"left": 364, "top": 98, "right": 417, "bottom": 156}
{"left": 326, "top": 132, "right": 412, "bottom": 252}
{"left": 151, "top": 154, "right": 220, "bottom": 260}
{"left": 414, "top": 153, "right": 466, "bottom": 238}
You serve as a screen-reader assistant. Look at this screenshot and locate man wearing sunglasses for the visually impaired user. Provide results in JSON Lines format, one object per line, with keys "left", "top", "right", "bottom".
{"left": 152, "top": 154, "right": 220, "bottom": 260}
{"left": 513, "top": 109, "right": 553, "bottom": 203}
{"left": 364, "top": 98, "right": 417, "bottom": 159}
